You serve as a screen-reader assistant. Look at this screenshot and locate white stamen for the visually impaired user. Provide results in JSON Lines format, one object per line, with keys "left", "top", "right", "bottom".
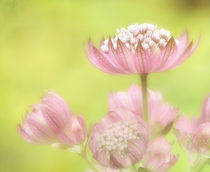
{"left": 98, "top": 122, "right": 140, "bottom": 154}
{"left": 100, "top": 23, "right": 178, "bottom": 53}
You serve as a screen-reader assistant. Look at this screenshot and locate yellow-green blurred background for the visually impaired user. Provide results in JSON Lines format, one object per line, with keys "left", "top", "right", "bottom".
{"left": 0, "top": 0, "right": 210, "bottom": 171}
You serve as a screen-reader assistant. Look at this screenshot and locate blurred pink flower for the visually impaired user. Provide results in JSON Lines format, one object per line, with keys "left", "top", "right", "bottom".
{"left": 18, "top": 92, "right": 87, "bottom": 146}
{"left": 175, "top": 116, "right": 200, "bottom": 150}
{"left": 109, "top": 84, "right": 178, "bottom": 135}
{"left": 175, "top": 94, "right": 210, "bottom": 154}
{"left": 86, "top": 23, "right": 198, "bottom": 74}
{"left": 193, "top": 123, "right": 210, "bottom": 154}
{"left": 142, "top": 137, "right": 178, "bottom": 172}
{"left": 89, "top": 108, "right": 148, "bottom": 169}
{"left": 201, "top": 94, "right": 210, "bottom": 123}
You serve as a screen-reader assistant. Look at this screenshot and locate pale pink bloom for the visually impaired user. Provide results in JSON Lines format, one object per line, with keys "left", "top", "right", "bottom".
{"left": 109, "top": 84, "right": 178, "bottom": 135}
{"left": 175, "top": 116, "right": 200, "bottom": 150}
{"left": 193, "top": 123, "right": 210, "bottom": 154}
{"left": 201, "top": 94, "right": 210, "bottom": 123}
{"left": 18, "top": 92, "right": 87, "bottom": 146}
{"left": 142, "top": 137, "right": 178, "bottom": 172}
{"left": 109, "top": 84, "right": 143, "bottom": 117}
{"left": 89, "top": 108, "right": 148, "bottom": 169}
{"left": 86, "top": 23, "right": 198, "bottom": 74}
{"left": 148, "top": 91, "right": 178, "bottom": 135}
{"left": 58, "top": 113, "right": 87, "bottom": 145}
{"left": 175, "top": 94, "right": 210, "bottom": 153}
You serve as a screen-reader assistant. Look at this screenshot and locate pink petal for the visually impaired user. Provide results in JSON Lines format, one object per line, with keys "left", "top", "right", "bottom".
{"left": 201, "top": 94, "right": 210, "bottom": 123}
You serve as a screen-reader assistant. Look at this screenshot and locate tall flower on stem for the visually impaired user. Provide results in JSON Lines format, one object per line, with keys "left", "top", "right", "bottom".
{"left": 86, "top": 23, "right": 198, "bottom": 121}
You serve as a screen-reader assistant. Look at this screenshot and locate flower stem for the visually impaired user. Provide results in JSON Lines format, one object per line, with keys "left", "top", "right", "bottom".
{"left": 187, "top": 157, "right": 210, "bottom": 172}
{"left": 80, "top": 153, "right": 100, "bottom": 172}
{"left": 131, "top": 165, "right": 138, "bottom": 172}
{"left": 80, "top": 138, "right": 100, "bottom": 172}
{"left": 193, "top": 158, "right": 209, "bottom": 172}
{"left": 140, "top": 74, "right": 148, "bottom": 122}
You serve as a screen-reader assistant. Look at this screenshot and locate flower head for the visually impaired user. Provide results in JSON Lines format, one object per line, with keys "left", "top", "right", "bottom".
{"left": 18, "top": 92, "right": 87, "bottom": 146}
{"left": 86, "top": 23, "right": 198, "bottom": 74}
{"left": 142, "top": 137, "right": 178, "bottom": 172}
{"left": 201, "top": 94, "right": 210, "bottom": 123}
{"left": 193, "top": 123, "right": 210, "bottom": 155}
{"left": 175, "top": 94, "right": 210, "bottom": 155}
{"left": 174, "top": 116, "right": 200, "bottom": 151}
{"left": 89, "top": 108, "right": 148, "bottom": 169}
{"left": 109, "top": 84, "right": 178, "bottom": 135}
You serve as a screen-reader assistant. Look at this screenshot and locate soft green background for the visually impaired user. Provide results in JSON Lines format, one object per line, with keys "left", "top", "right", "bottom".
{"left": 0, "top": 0, "right": 209, "bottom": 171}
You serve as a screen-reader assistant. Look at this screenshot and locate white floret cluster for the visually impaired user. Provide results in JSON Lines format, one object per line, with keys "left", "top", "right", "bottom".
{"left": 101, "top": 23, "right": 178, "bottom": 53}
{"left": 98, "top": 122, "right": 140, "bottom": 154}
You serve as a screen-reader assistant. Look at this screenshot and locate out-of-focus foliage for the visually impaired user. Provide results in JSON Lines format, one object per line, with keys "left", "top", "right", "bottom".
{"left": 0, "top": 0, "right": 209, "bottom": 171}
{"left": 172, "top": 0, "right": 210, "bottom": 8}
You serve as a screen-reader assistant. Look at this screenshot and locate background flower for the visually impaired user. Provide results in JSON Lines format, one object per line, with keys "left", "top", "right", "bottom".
{"left": 175, "top": 94, "right": 210, "bottom": 155}
{"left": 142, "top": 137, "right": 178, "bottom": 172}
{"left": 89, "top": 108, "right": 148, "bottom": 169}
{"left": 175, "top": 116, "right": 200, "bottom": 151}
{"left": 201, "top": 94, "right": 210, "bottom": 123}
{"left": 109, "top": 84, "right": 178, "bottom": 136}
{"left": 193, "top": 123, "right": 210, "bottom": 155}
{"left": 18, "top": 92, "right": 87, "bottom": 146}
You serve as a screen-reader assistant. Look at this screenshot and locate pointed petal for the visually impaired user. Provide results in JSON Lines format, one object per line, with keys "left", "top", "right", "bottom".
{"left": 201, "top": 94, "right": 210, "bottom": 123}
{"left": 135, "top": 41, "right": 150, "bottom": 73}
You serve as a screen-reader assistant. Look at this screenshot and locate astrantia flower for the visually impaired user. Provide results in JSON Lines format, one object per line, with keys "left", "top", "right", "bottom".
{"left": 109, "top": 84, "right": 178, "bottom": 136}
{"left": 86, "top": 23, "right": 198, "bottom": 74}
{"left": 193, "top": 123, "right": 210, "bottom": 154}
{"left": 89, "top": 108, "right": 148, "bottom": 169}
{"left": 175, "top": 94, "right": 210, "bottom": 154}
{"left": 194, "top": 94, "right": 210, "bottom": 154}
{"left": 201, "top": 94, "right": 210, "bottom": 123}
{"left": 142, "top": 137, "right": 178, "bottom": 172}
{"left": 18, "top": 92, "right": 87, "bottom": 146}
{"left": 174, "top": 116, "right": 200, "bottom": 151}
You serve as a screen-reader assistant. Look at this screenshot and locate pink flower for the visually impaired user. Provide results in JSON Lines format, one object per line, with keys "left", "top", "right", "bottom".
{"left": 89, "top": 108, "right": 148, "bottom": 169}
{"left": 142, "top": 137, "right": 178, "bottom": 172}
{"left": 201, "top": 94, "right": 210, "bottom": 123}
{"left": 175, "top": 116, "right": 200, "bottom": 150}
{"left": 193, "top": 123, "right": 210, "bottom": 154}
{"left": 18, "top": 92, "right": 87, "bottom": 146}
{"left": 109, "top": 84, "right": 178, "bottom": 135}
{"left": 86, "top": 23, "right": 198, "bottom": 74}
{"left": 175, "top": 94, "right": 210, "bottom": 154}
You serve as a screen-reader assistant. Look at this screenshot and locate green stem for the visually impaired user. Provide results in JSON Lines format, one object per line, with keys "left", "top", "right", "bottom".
{"left": 194, "top": 158, "right": 209, "bottom": 172}
{"left": 187, "top": 157, "right": 209, "bottom": 172}
{"left": 80, "top": 153, "right": 100, "bottom": 172}
{"left": 132, "top": 165, "right": 138, "bottom": 172}
{"left": 140, "top": 74, "right": 148, "bottom": 122}
{"left": 80, "top": 138, "right": 100, "bottom": 172}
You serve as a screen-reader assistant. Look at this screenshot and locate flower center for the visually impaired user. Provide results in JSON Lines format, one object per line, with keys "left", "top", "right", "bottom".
{"left": 98, "top": 122, "right": 140, "bottom": 153}
{"left": 196, "top": 133, "right": 210, "bottom": 150}
{"left": 100, "top": 23, "right": 178, "bottom": 53}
